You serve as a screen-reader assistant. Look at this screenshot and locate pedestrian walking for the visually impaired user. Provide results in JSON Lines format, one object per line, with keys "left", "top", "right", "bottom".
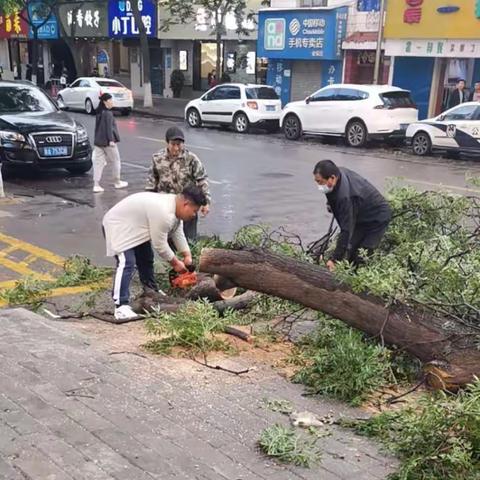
{"left": 448, "top": 79, "right": 468, "bottom": 109}
{"left": 313, "top": 160, "right": 391, "bottom": 271}
{"left": 145, "top": 126, "right": 211, "bottom": 241}
{"left": 92, "top": 93, "right": 128, "bottom": 193}
{"left": 470, "top": 82, "right": 480, "bottom": 102}
{"left": 102, "top": 185, "right": 208, "bottom": 321}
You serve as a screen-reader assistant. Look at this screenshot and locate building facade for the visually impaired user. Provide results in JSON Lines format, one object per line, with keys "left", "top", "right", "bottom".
{"left": 257, "top": 6, "right": 347, "bottom": 105}
{"left": 384, "top": 0, "right": 480, "bottom": 119}
{"left": 156, "top": 0, "right": 262, "bottom": 97}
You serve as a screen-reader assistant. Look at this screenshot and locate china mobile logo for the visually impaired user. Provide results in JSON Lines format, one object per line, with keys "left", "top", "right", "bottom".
{"left": 265, "top": 18, "right": 285, "bottom": 50}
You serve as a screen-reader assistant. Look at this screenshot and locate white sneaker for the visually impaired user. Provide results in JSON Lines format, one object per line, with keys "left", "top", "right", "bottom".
{"left": 93, "top": 185, "right": 104, "bottom": 193}
{"left": 114, "top": 180, "right": 128, "bottom": 189}
{"left": 114, "top": 305, "right": 143, "bottom": 321}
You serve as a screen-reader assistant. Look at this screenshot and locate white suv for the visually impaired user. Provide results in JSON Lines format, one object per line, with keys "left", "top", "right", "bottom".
{"left": 185, "top": 83, "right": 281, "bottom": 134}
{"left": 280, "top": 84, "right": 418, "bottom": 147}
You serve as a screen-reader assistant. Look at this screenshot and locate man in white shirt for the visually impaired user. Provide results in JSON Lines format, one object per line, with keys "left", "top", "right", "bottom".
{"left": 103, "top": 185, "right": 208, "bottom": 320}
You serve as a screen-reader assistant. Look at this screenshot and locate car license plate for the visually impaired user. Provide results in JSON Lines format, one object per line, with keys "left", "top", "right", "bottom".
{"left": 42, "top": 146, "right": 68, "bottom": 157}
{"left": 266, "top": 105, "right": 276, "bottom": 112}
{"left": 114, "top": 93, "right": 124, "bottom": 99}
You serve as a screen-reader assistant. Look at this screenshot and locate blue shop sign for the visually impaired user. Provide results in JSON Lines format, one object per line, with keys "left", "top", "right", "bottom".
{"left": 257, "top": 8, "right": 347, "bottom": 60}
{"left": 357, "top": 0, "right": 380, "bottom": 12}
{"left": 108, "top": 0, "right": 156, "bottom": 38}
{"left": 28, "top": 1, "right": 58, "bottom": 39}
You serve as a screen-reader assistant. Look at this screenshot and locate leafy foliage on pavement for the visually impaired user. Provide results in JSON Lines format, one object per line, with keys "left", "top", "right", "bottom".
{"left": 144, "top": 300, "right": 237, "bottom": 355}
{"left": 291, "top": 314, "right": 420, "bottom": 406}
{"left": 342, "top": 379, "right": 480, "bottom": 480}
{"left": 258, "top": 424, "right": 321, "bottom": 468}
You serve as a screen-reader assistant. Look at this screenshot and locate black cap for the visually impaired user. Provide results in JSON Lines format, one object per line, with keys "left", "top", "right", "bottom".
{"left": 165, "top": 126, "right": 185, "bottom": 142}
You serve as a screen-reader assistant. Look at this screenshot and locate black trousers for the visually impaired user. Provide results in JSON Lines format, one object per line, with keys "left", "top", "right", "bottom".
{"left": 112, "top": 241, "right": 158, "bottom": 306}
{"left": 347, "top": 222, "right": 389, "bottom": 265}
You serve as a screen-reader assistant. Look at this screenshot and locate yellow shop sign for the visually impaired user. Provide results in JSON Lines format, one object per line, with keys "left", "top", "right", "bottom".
{"left": 384, "top": 0, "right": 480, "bottom": 39}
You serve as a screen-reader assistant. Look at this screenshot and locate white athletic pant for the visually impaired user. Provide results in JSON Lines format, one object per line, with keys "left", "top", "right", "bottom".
{"left": 92, "top": 145, "right": 121, "bottom": 185}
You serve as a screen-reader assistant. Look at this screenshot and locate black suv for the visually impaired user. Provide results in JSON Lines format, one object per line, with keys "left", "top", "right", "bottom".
{"left": 0, "top": 81, "right": 91, "bottom": 173}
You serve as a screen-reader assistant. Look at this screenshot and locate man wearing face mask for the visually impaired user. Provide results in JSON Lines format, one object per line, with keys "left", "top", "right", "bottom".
{"left": 313, "top": 160, "right": 391, "bottom": 272}
{"left": 145, "top": 126, "right": 211, "bottom": 241}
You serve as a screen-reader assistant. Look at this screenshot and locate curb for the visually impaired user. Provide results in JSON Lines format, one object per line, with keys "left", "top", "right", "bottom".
{"left": 132, "top": 109, "right": 184, "bottom": 121}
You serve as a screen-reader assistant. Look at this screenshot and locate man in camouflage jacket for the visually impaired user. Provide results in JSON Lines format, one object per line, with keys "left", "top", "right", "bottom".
{"left": 145, "top": 126, "right": 211, "bottom": 241}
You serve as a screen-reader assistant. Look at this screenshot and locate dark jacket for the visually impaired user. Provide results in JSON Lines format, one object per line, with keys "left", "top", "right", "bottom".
{"left": 448, "top": 89, "right": 468, "bottom": 109}
{"left": 326, "top": 168, "right": 391, "bottom": 261}
{"left": 94, "top": 109, "right": 120, "bottom": 147}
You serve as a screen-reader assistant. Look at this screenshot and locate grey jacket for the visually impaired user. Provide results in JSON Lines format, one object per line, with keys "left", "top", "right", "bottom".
{"left": 94, "top": 110, "right": 120, "bottom": 147}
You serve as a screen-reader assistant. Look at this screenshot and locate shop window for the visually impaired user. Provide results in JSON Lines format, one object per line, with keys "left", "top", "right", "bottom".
{"left": 179, "top": 50, "right": 188, "bottom": 71}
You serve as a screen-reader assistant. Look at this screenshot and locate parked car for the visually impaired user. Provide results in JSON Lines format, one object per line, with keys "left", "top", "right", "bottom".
{"left": 185, "top": 83, "right": 281, "bottom": 133}
{"left": 280, "top": 84, "right": 418, "bottom": 147}
{"left": 57, "top": 77, "right": 133, "bottom": 116}
{"left": 0, "top": 80, "right": 92, "bottom": 173}
{"left": 406, "top": 102, "right": 480, "bottom": 157}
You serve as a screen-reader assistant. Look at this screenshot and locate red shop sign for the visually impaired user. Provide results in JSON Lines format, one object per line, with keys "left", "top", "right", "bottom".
{"left": 404, "top": 0, "right": 423, "bottom": 24}
{"left": 0, "top": 10, "right": 28, "bottom": 39}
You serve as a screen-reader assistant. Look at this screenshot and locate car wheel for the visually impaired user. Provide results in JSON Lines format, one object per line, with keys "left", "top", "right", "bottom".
{"left": 121, "top": 108, "right": 131, "bottom": 116}
{"left": 187, "top": 108, "right": 201, "bottom": 128}
{"left": 412, "top": 131, "right": 432, "bottom": 156}
{"left": 283, "top": 114, "right": 302, "bottom": 140}
{"left": 85, "top": 98, "right": 95, "bottom": 115}
{"left": 233, "top": 112, "right": 249, "bottom": 133}
{"left": 346, "top": 120, "right": 367, "bottom": 148}
{"left": 67, "top": 161, "right": 92, "bottom": 175}
{"left": 57, "top": 95, "right": 68, "bottom": 110}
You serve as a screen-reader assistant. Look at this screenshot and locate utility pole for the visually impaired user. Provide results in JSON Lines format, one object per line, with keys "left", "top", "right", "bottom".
{"left": 373, "top": 0, "right": 386, "bottom": 85}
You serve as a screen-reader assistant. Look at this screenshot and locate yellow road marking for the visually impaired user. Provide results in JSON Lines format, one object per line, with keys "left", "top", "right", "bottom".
{"left": 0, "top": 280, "right": 18, "bottom": 289}
{"left": 0, "top": 245, "right": 19, "bottom": 255}
{"left": 0, "top": 254, "right": 54, "bottom": 280}
{"left": 0, "top": 233, "right": 65, "bottom": 266}
{"left": 23, "top": 254, "right": 38, "bottom": 265}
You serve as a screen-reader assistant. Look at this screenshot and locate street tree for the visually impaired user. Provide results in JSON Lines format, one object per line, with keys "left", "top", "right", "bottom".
{"left": 160, "top": 0, "right": 256, "bottom": 81}
{"left": 131, "top": 0, "right": 153, "bottom": 108}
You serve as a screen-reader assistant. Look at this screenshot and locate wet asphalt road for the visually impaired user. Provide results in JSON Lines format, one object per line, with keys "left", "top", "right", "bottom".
{"left": 3, "top": 111, "right": 480, "bottom": 264}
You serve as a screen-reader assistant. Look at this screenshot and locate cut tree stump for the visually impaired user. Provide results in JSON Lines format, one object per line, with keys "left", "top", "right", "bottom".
{"left": 199, "top": 248, "right": 480, "bottom": 389}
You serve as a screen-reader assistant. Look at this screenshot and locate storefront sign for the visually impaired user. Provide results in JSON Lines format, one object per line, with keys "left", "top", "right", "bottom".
{"left": 27, "top": 1, "right": 58, "bottom": 39}
{"left": 357, "top": 0, "right": 380, "bottom": 12}
{"left": 385, "top": 39, "right": 480, "bottom": 58}
{"left": 0, "top": 10, "right": 28, "bottom": 38}
{"left": 108, "top": 0, "right": 156, "bottom": 38}
{"left": 59, "top": 1, "right": 108, "bottom": 37}
{"left": 258, "top": 8, "right": 348, "bottom": 60}
{"left": 385, "top": 0, "right": 480, "bottom": 39}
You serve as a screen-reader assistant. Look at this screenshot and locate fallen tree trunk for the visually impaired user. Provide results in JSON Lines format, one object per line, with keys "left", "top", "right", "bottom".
{"left": 199, "top": 248, "right": 480, "bottom": 389}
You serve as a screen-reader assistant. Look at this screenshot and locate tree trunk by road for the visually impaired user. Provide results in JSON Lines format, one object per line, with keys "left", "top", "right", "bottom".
{"left": 131, "top": 0, "right": 153, "bottom": 108}
{"left": 30, "top": 27, "right": 38, "bottom": 85}
{"left": 199, "top": 248, "right": 480, "bottom": 390}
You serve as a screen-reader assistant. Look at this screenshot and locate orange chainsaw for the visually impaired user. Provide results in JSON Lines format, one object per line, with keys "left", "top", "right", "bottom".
{"left": 169, "top": 264, "right": 198, "bottom": 289}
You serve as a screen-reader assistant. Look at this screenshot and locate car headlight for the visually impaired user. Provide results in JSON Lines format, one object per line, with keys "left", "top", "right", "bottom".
{"left": 0, "top": 131, "right": 26, "bottom": 144}
{"left": 76, "top": 126, "right": 89, "bottom": 142}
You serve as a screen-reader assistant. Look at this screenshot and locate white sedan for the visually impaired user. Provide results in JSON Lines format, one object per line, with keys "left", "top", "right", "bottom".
{"left": 406, "top": 102, "right": 480, "bottom": 156}
{"left": 57, "top": 77, "right": 134, "bottom": 116}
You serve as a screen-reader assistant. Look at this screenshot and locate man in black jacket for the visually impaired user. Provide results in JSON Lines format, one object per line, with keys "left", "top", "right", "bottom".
{"left": 313, "top": 160, "right": 391, "bottom": 272}
{"left": 448, "top": 79, "right": 467, "bottom": 109}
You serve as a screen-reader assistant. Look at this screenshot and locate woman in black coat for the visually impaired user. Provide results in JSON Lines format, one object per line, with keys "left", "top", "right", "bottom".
{"left": 92, "top": 93, "right": 128, "bottom": 193}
